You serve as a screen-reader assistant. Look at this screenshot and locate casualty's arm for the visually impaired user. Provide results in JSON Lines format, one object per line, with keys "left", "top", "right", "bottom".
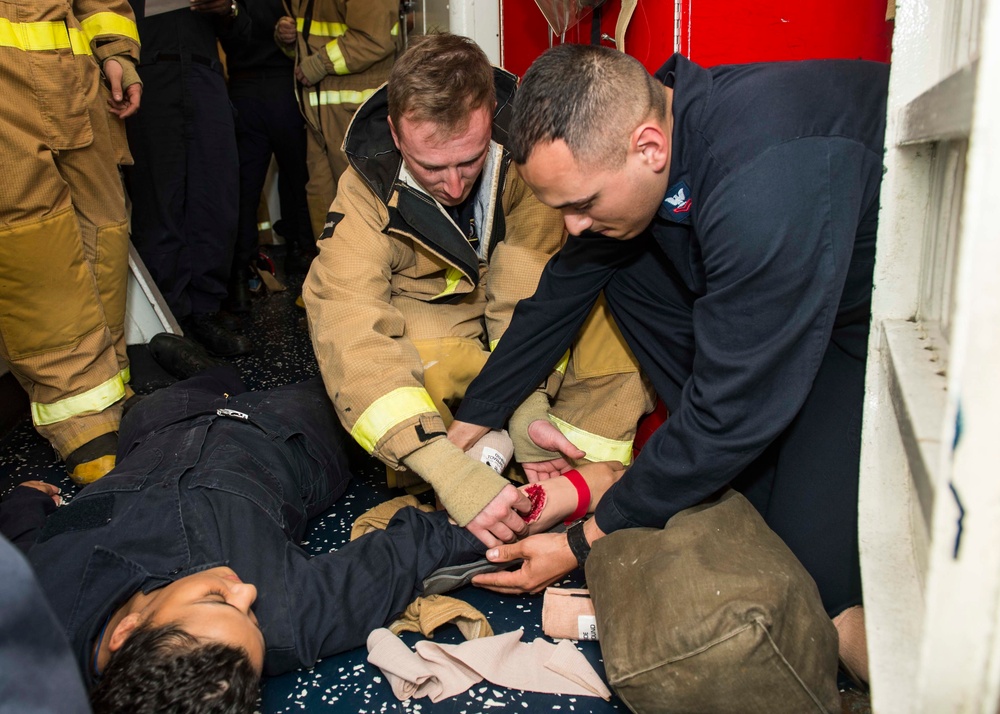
{"left": 276, "top": 508, "right": 486, "bottom": 674}
{"left": 0, "top": 485, "right": 60, "bottom": 554}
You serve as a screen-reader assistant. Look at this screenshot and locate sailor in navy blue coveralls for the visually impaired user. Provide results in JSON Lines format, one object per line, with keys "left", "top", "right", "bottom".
{"left": 2, "top": 369, "right": 485, "bottom": 682}
{"left": 456, "top": 54, "right": 889, "bottom": 616}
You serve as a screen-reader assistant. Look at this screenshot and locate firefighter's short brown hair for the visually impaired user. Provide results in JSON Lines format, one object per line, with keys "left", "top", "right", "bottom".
{"left": 387, "top": 33, "right": 495, "bottom": 138}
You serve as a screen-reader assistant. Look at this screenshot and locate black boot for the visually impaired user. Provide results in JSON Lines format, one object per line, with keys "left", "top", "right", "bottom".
{"left": 148, "top": 332, "right": 229, "bottom": 379}
{"left": 181, "top": 313, "right": 253, "bottom": 358}
{"left": 223, "top": 265, "right": 256, "bottom": 314}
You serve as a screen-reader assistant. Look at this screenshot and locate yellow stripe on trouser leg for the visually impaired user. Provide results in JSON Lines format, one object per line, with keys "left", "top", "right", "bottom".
{"left": 31, "top": 371, "right": 125, "bottom": 426}
{"left": 0, "top": 208, "right": 125, "bottom": 456}
{"left": 548, "top": 414, "right": 634, "bottom": 465}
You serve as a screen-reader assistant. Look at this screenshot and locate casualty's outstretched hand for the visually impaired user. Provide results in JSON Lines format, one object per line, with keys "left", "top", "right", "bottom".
{"left": 472, "top": 462, "right": 622, "bottom": 593}
{"left": 18, "top": 480, "right": 64, "bottom": 507}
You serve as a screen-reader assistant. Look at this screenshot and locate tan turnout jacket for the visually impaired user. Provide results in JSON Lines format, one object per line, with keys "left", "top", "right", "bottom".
{"left": 304, "top": 70, "right": 652, "bottom": 510}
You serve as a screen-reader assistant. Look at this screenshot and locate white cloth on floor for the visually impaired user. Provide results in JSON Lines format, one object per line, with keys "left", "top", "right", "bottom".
{"left": 366, "top": 627, "right": 612, "bottom": 703}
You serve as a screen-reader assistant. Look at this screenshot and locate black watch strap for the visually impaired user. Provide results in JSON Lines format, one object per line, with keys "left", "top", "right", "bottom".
{"left": 567, "top": 519, "right": 592, "bottom": 570}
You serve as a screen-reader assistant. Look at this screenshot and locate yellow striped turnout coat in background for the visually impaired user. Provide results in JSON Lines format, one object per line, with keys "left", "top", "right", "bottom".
{"left": 286, "top": 0, "right": 402, "bottom": 237}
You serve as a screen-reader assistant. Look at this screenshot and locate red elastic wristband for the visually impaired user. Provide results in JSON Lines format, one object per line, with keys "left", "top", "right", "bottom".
{"left": 562, "top": 469, "right": 591, "bottom": 525}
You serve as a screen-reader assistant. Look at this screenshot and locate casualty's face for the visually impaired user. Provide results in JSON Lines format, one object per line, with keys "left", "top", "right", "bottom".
{"left": 392, "top": 106, "right": 493, "bottom": 207}
{"left": 518, "top": 138, "right": 662, "bottom": 240}
{"left": 141, "top": 566, "right": 266, "bottom": 672}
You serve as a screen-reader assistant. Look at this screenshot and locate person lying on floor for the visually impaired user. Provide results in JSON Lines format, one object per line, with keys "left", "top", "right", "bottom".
{"left": 0, "top": 367, "right": 618, "bottom": 713}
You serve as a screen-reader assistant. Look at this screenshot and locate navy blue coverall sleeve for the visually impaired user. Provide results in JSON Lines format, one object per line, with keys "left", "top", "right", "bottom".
{"left": 597, "top": 139, "right": 879, "bottom": 532}
{"left": 456, "top": 232, "right": 644, "bottom": 427}
{"left": 0, "top": 486, "right": 58, "bottom": 554}
{"left": 460, "top": 138, "right": 880, "bottom": 535}
{"left": 267, "top": 508, "right": 486, "bottom": 675}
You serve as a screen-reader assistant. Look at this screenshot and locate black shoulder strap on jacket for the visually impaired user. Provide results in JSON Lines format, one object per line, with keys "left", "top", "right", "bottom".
{"left": 300, "top": 0, "right": 316, "bottom": 46}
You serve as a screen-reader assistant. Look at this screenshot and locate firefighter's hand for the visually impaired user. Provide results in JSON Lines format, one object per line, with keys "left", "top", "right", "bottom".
{"left": 18, "top": 481, "right": 63, "bottom": 507}
{"left": 104, "top": 58, "right": 142, "bottom": 119}
{"left": 521, "top": 419, "right": 585, "bottom": 482}
{"left": 276, "top": 16, "right": 297, "bottom": 45}
{"left": 473, "top": 532, "right": 577, "bottom": 594}
{"left": 295, "top": 52, "right": 329, "bottom": 87}
{"left": 465, "top": 484, "right": 530, "bottom": 549}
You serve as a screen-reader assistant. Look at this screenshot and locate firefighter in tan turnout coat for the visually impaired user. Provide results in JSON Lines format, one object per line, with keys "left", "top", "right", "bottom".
{"left": 277, "top": 0, "right": 401, "bottom": 239}
{"left": 304, "top": 35, "right": 654, "bottom": 545}
{"left": 0, "top": 0, "right": 141, "bottom": 483}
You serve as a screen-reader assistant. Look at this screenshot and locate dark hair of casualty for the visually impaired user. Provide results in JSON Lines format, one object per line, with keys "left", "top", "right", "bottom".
{"left": 90, "top": 622, "right": 260, "bottom": 714}
{"left": 387, "top": 32, "right": 495, "bottom": 139}
{"left": 509, "top": 43, "right": 666, "bottom": 167}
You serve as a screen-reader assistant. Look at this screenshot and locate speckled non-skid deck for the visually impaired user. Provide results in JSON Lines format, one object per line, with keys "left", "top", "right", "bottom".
{"left": 0, "top": 263, "right": 625, "bottom": 714}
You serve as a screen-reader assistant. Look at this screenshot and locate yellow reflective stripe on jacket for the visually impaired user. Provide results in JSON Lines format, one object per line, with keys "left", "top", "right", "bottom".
{"left": 391, "top": 21, "right": 399, "bottom": 36}
{"left": 0, "top": 19, "right": 91, "bottom": 54}
{"left": 120, "top": 366, "right": 131, "bottom": 385}
{"left": 549, "top": 414, "right": 634, "bottom": 466}
{"left": 325, "top": 38, "right": 348, "bottom": 75}
{"left": 351, "top": 387, "right": 438, "bottom": 453}
{"left": 31, "top": 371, "right": 126, "bottom": 427}
{"left": 432, "top": 267, "right": 464, "bottom": 300}
{"left": 307, "top": 88, "right": 376, "bottom": 107}
{"left": 295, "top": 18, "right": 347, "bottom": 37}
{"left": 79, "top": 12, "right": 139, "bottom": 44}
{"left": 489, "top": 338, "right": 500, "bottom": 351}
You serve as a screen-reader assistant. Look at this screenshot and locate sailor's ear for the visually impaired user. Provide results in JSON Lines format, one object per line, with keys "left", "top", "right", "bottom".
{"left": 108, "top": 613, "right": 143, "bottom": 653}
{"left": 631, "top": 123, "right": 670, "bottom": 173}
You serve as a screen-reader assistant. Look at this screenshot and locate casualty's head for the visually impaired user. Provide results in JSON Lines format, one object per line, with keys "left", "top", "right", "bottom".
{"left": 509, "top": 44, "right": 672, "bottom": 240}
{"left": 387, "top": 33, "right": 496, "bottom": 206}
{"left": 89, "top": 567, "right": 264, "bottom": 714}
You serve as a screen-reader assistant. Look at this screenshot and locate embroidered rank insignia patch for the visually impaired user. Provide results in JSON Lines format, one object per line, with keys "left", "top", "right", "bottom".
{"left": 319, "top": 211, "right": 345, "bottom": 240}
{"left": 659, "top": 181, "right": 693, "bottom": 224}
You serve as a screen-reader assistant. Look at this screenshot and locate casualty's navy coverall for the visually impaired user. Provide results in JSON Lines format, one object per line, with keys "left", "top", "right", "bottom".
{"left": 124, "top": 2, "right": 248, "bottom": 319}
{"left": 457, "top": 54, "right": 889, "bottom": 615}
{"left": 2, "top": 371, "right": 484, "bottom": 683}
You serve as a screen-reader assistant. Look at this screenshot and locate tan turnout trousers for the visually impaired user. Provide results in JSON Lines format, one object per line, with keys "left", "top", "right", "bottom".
{"left": 0, "top": 2, "right": 137, "bottom": 458}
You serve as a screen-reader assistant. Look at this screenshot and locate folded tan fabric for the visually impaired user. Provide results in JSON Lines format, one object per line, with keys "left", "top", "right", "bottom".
{"left": 367, "top": 628, "right": 612, "bottom": 703}
{"left": 389, "top": 594, "right": 493, "bottom": 640}
{"left": 542, "top": 587, "right": 598, "bottom": 641}
{"left": 350, "top": 495, "right": 434, "bottom": 541}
